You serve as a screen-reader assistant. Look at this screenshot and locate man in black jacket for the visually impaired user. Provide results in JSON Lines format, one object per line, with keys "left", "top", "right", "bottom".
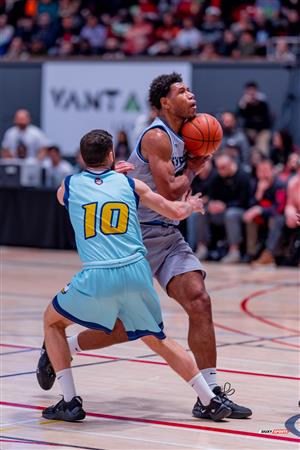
{"left": 195, "top": 154, "right": 251, "bottom": 263}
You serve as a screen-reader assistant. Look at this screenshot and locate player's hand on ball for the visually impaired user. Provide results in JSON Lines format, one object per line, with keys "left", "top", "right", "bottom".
{"left": 187, "top": 155, "right": 211, "bottom": 175}
{"left": 115, "top": 161, "right": 135, "bottom": 174}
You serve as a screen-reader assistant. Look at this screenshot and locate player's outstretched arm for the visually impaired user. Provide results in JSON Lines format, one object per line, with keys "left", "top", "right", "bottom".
{"left": 134, "top": 178, "right": 204, "bottom": 220}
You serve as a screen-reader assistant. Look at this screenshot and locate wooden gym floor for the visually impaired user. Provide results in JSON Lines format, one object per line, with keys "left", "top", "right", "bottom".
{"left": 1, "top": 247, "right": 299, "bottom": 450}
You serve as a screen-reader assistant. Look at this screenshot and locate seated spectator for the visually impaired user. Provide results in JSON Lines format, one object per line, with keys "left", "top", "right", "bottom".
{"left": 198, "top": 42, "right": 219, "bottom": 60}
{"left": 58, "top": 0, "right": 81, "bottom": 19}
{"left": 174, "top": 17, "right": 202, "bottom": 55}
{"left": 243, "top": 159, "right": 286, "bottom": 265}
{"left": 237, "top": 81, "right": 272, "bottom": 154}
{"left": 237, "top": 31, "right": 257, "bottom": 57}
{"left": 0, "top": 14, "right": 14, "bottom": 55}
{"left": 194, "top": 154, "right": 251, "bottom": 263}
{"left": 186, "top": 158, "right": 217, "bottom": 251}
{"left": 33, "top": 12, "right": 58, "bottom": 51}
{"left": 4, "top": 36, "right": 29, "bottom": 60}
{"left": 1, "top": 109, "right": 49, "bottom": 159}
{"left": 154, "top": 12, "right": 180, "bottom": 43}
{"left": 220, "top": 111, "right": 250, "bottom": 167}
{"left": 200, "top": 6, "right": 224, "bottom": 45}
{"left": 38, "top": 0, "right": 59, "bottom": 22}
{"left": 114, "top": 130, "right": 130, "bottom": 162}
{"left": 270, "top": 38, "right": 296, "bottom": 63}
{"left": 43, "top": 145, "right": 74, "bottom": 187}
{"left": 218, "top": 30, "right": 238, "bottom": 57}
{"left": 270, "top": 129, "right": 294, "bottom": 168}
{"left": 122, "top": 12, "right": 153, "bottom": 56}
{"left": 80, "top": 14, "right": 107, "bottom": 54}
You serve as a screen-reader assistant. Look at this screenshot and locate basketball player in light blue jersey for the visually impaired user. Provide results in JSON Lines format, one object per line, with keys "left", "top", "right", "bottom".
{"left": 41, "top": 129, "right": 232, "bottom": 422}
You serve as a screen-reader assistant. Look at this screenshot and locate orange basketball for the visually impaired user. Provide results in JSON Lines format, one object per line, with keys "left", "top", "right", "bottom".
{"left": 181, "top": 113, "right": 223, "bottom": 157}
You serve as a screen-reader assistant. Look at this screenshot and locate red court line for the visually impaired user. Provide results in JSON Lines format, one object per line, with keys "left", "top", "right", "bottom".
{"left": 1, "top": 343, "right": 299, "bottom": 380}
{"left": 2, "top": 401, "right": 300, "bottom": 444}
{"left": 240, "top": 287, "right": 300, "bottom": 335}
{"left": 214, "top": 322, "right": 300, "bottom": 350}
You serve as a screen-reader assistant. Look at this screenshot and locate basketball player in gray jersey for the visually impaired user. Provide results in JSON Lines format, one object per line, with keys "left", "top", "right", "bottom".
{"left": 37, "top": 73, "right": 251, "bottom": 420}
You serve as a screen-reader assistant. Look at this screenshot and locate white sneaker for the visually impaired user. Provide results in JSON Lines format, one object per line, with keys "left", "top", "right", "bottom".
{"left": 220, "top": 250, "right": 241, "bottom": 264}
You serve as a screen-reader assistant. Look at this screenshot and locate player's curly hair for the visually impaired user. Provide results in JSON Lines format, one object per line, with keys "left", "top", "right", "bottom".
{"left": 80, "top": 129, "right": 113, "bottom": 167}
{"left": 149, "top": 72, "right": 183, "bottom": 110}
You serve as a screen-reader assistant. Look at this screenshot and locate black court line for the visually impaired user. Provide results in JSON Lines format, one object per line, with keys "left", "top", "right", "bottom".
{"left": 0, "top": 349, "right": 37, "bottom": 356}
{"left": 0, "top": 435, "right": 105, "bottom": 450}
{"left": 217, "top": 333, "right": 300, "bottom": 348}
{"left": 0, "top": 358, "right": 122, "bottom": 378}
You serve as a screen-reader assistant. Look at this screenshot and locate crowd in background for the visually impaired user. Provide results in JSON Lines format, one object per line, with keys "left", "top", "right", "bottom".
{"left": 0, "top": 0, "right": 299, "bottom": 60}
{"left": 0, "top": 77, "right": 300, "bottom": 266}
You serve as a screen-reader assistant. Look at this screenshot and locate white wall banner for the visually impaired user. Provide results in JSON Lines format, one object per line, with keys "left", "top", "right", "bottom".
{"left": 42, "top": 62, "right": 191, "bottom": 155}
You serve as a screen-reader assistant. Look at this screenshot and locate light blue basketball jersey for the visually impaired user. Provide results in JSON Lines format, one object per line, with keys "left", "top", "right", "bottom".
{"left": 128, "top": 117, "right": 186, "bottom": 225}
{"left": 64, "top": 170, "right": 146, "bottom": 267}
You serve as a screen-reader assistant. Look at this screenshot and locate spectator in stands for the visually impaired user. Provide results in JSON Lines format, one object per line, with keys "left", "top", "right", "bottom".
{"left": 237, "top": 31, "right": 256, "bottom": 57}
{"left": 198, "top": 42, "right": 219, "bottom": 60}
{"left": 43, "top": 145, "right": 74, "bottom": 187}
{"left": 114, "top": 130, "right": 131, "bottom": 162}
{"left": 218, "top": 30, "right": 238, "bottom": 57}
{"left": 80, "top": 14, "right": 107, "bottom": 54}
{"left": 15, "top": 17, "right": 36, "bottom": 45}
{"left": 174, "top": 17, "right": 202, "bottom": 55}
{"left": 58, "top": 0, "right": 81, "bottom": 19}
{"left": 271, "top": 38, "right": 296, "bottom": 63}
{"left": 1, "top": 109, "right": 49, "bottom": 159}
{"left": 237, "top": 81, "right": 272, "bottom": 154}
{"left": 270, "top": 129, "right": 295, "bottom": 168}
{"left": 201, "top": 6, "right": 224, "bottom": 45}
{"left": 195, "top": 154, "right": 251, "bottom": 263}
{"left": 33, "top": 12, "right": 59, "bottom": 51}
{"left": 187, "top": 158, "right": 217, "bottom": 252}
{"left": 243, "top": 159, "right": 286, "bottom": 265}
{"left": 38, "top": 0, "right": 59, "bottom": 22}
{"left": 220, "top": 111, "right": 250, "bottom": 167}
{"left": 122, "top": 12, "right": 153, "bottom": 56}
{"left": 0, "top": 14, "right": 14, "bottom": 55}
{"left": 4, "top": 36, "right": 29, "bottom": 60}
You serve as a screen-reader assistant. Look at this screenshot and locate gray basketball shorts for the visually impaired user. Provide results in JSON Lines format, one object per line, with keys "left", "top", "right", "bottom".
{"left": 141, "top": 224, "right": 206, "bottom": 291}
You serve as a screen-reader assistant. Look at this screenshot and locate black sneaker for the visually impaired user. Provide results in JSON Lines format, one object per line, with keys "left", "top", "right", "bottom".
{"left": 192, "top": 396, "right": 231, "bottom": 422}
{"left": 42, "top": 396, "right": 86, "bottom": 422}
{"left": 212, "top": 383, "right": 252, "bottom": 419}
{"left": 36, "top": 342, "right": 56, "bottom": 390}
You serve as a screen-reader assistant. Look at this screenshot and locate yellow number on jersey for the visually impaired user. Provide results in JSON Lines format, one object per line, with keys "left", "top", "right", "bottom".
{"left": 100, "top": 202, "right": 129, "bottom": 235}
{"left": 82, "top": 202, "right": 129, "bottom": 238}
{"left": 82, "top": 202, "right": 97, "bottom": 239}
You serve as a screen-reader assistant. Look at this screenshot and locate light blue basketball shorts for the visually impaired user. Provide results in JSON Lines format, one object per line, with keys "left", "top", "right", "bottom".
{"left": 53, "top": 256, "right": 165, "bottom": 341}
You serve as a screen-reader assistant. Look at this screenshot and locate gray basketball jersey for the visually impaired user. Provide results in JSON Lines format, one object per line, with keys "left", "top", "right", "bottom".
{"left": 128, "top": 117, "right": 186, "bottom": 224}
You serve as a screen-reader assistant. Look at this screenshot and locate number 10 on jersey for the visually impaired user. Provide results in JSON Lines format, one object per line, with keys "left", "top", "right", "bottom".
{"left": 82, "top": 202, "right": 129, "bottom": 238}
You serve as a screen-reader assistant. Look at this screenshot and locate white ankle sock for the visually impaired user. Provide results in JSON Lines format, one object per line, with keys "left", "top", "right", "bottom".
{"left": 67, "top": 335, "right": 82, "bottom": 355}
{"left": 201, "top": 367, "right": 218, "bottom": 390}
{"left": 56, "top": 368, "right": 76, "bottom": 402}
{"left": 188, "top": 372, "right": 215, "bottom": 406}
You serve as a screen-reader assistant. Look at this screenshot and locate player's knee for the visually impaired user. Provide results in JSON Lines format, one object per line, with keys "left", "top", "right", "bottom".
{"left": 186, "top": 290, "right": 212, "bottom": 320}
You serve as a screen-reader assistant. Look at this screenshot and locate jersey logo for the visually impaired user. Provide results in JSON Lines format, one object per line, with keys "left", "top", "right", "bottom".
{"left": 61, "top": 283, "right": 70, "bottom": 294}
{"left": 95, "top": 177, "right": 103, "bottom": 185}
